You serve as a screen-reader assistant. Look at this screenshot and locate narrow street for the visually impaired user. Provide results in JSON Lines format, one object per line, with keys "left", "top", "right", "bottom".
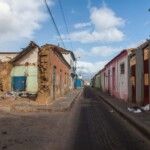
{"left": 0, "top": 87, "right": 150, "bottom": 150}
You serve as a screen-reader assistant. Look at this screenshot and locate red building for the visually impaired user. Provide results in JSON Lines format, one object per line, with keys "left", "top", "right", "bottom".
{"left": 37, "top": 44, "right": 71, "bottom": 104}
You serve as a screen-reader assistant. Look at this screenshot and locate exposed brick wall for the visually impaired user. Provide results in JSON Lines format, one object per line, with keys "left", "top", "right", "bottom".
{"left": 37, "top": 45, "right": 70, "bottom": 104}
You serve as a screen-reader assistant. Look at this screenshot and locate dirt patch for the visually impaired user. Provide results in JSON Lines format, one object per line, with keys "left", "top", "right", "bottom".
{"left": 0, "top": 97, "right": 37, "bottom": 108}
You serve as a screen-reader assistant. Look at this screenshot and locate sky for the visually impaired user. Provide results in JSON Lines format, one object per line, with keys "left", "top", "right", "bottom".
{"left": 0, "top": 0, "right": 150, "bottom": 79}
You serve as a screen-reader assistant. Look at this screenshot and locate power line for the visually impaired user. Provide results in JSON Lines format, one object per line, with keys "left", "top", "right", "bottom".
{"left": 44, "top": 0, "right": 65, "bottom": 48}
{"left": 58, "top": 0, "right": 73, "bottom": 50}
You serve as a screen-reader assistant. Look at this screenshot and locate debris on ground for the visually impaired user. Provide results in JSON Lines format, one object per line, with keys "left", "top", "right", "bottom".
{"left": 127, "top": 106, "right": 143, "bottom": 113}
{"left": 20, "top": 93, "right": 37, "bottom": 100}
{"left": 142, "top": 104, "right": 150, "bottom": 111}
{"left": 0, "top": 91, "right": 37, "bottom": 108}
{"left": 128, "top": 104, "right": 150, "bottom": 113}
{"left": 1, "top": 91, "right": 37, "bottom": 99}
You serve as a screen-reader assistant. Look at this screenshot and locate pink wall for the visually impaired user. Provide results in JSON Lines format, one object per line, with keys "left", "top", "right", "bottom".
{"left": 104, "top": 51, "right": 128, "bottom": 101}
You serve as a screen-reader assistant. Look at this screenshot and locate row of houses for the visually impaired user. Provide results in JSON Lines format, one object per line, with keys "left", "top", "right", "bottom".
{"left": 0, "top": 41, "right": 77, "bottom": 104}
{"left": 91, "top": 40, "right": 150, "bottom": 106}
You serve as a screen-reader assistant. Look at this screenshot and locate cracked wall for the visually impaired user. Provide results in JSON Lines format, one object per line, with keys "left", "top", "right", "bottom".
{"left": 0, "top": 62, "right": 12, "bottom": 92}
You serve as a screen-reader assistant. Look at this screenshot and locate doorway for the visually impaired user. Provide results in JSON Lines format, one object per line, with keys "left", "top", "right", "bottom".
{"left": 130, "top": 55, "right": 136, "bottom": 103}
{"left": 53, "top": 66, "right": 56, "bottom": 100}
{"left": 60, "top": 70, "right": 62, "bottom": 96}
{"left": 143, "top": 47, "right": 149, "bottom": 105}
{"left": 112, "top": 67, "right": 115, "bottom": 96}
{"left": 108, "top": 70, "right": 111, "bottom": 94}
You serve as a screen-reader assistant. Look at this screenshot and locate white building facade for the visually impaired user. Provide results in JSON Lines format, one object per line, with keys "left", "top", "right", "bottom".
{"left": 62, "top": 52, "right": 76, "bottom": 90}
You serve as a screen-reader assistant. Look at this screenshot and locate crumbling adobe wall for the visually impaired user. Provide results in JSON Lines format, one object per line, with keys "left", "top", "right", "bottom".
{"left": 0, "top": 62, "right": 12, "bottom": 92}
{"left": 36, "top": 48, "right": 51, "bottom": 104}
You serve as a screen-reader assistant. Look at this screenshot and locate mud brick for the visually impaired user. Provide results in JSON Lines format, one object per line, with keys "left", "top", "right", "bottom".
{"left": 41, "top": 57, "right": 49, "bottom": 63}
{"left": 40, "top": 51, "right": 49, "bottom": 56}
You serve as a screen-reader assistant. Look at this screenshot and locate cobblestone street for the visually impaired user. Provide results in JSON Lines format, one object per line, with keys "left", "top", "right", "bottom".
{"left": 0, "top": 87, "right": 150, "bottom": 150}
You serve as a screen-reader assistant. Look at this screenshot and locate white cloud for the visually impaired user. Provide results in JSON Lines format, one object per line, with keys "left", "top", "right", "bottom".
{"left": 76, "top": 60, "right": 108, "bottom": 74}
{"left": 74, "top": 22, "right": 91, "bottom": 29}
{"left": 0, "top": 0, "right": 52, "bottom": 43}
{"left": 91, "top": 46, "right": 122, "bottom": 57}
{"left": 73, "top": 48, "right": 88, "bottom": 58}
{"left": 90, "top": 7, "right": 124, "bottom": 31}
{"left": 73, "top": 45, "right": 123, "bottom": 59}
{"left": 63, "top": 5, "right": 125, "bottom": 43}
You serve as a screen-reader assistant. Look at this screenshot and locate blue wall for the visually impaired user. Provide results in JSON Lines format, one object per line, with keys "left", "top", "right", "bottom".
{"left": 76, "top": 79, "right": 82, "bottom": 88}
{"left": 12, "top": 76, "right": 26, "bottom": 92}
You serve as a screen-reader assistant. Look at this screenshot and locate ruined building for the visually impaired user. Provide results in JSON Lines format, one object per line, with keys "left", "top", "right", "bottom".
{"left": 37, "top": 44, "right": 71, "bottom": 104}
{"left": 0, "top": 41, "right": 72, "bottom": 104}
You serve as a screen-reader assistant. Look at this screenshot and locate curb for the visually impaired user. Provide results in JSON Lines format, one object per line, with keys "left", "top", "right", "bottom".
{"left": 46, "top": 89, "right": 83, "bottom": 112}
{"left": 69, "top": 89, "right": 83, "bottom": 110}
{"left": 93, "top": 89, "right": 150, "bottom": 140}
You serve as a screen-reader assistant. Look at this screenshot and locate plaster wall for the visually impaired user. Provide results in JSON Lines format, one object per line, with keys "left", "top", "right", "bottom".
{"left": 105, "top": 53, "right": 128, "bottom": 101}
{"left": 15, "top": 47, "right": 38, "bottom": 65}
{"left": 63, "top": 53, "right": 75, "bottom": 89}
{"left": 0, "top": 53, "right": 18, "bottom": 62}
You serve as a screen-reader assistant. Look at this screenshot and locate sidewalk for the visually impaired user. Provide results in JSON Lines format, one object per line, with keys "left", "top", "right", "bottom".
{"left": 91, "top": 88, "right": 150, "bottom": 139}
{"left": 4, "top": 88, "right": 82, "bottom": 113}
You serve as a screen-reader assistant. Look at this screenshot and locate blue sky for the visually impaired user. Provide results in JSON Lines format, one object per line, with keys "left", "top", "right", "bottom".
{"left": 0, "top": 0, "right": 150, "bottom": 79}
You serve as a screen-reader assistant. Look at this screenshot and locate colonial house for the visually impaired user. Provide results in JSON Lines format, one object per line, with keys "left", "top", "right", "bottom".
{"left": 93, "top": 48, "right": 136, "bottom": 102}
{"left": 10, "top": 41, "right": 39, "bottom": 93}
{"left": 0, "top": 42, "right": 71, "bottom": 104}
{"left": 104, "top": 50, "right": 129, "bottom": 101}
{"left": 0, "top": 43, "right": 37, "bottom": 93}
{"left": 37, "top": 44, "right": 71, "bottom": 104}
{"left": 128, "top": 40, "right": 150, "bottom": 106}
{"left": 99, "top": 68, "right": 105, "bottom": 92}
{"left": 60, "top": 49, "right": 76, "bottom": 90}
{"left": 94, "top": 71, "right": 101, "bottom": 89}
{"left": 47, "top": 44, "right": 76, "bottom": 90}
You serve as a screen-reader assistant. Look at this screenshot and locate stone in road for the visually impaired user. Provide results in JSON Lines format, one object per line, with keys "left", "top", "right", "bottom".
{"left": 0, "top": 87, "right": 149, "bottom": 150}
